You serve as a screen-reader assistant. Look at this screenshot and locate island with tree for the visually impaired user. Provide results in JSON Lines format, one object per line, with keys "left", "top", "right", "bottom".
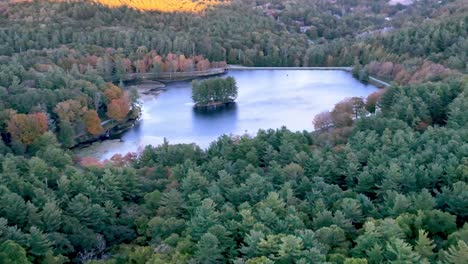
{"left": 191, "top": 77, "right": 238, "bottom": 108}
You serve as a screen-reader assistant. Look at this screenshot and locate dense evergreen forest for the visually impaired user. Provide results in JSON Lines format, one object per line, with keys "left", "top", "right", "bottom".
{"left": 0, "top": 0, "right": 466, "bottom": 263}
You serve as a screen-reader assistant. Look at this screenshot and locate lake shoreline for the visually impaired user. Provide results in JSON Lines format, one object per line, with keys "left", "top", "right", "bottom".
{"left": 75, "top": 69, "right": 379, "bottom": 160}
{"left": 71, "top": 115, "right": 140, "bottom": 151}
{"left": 194, "top": 101, "right": 236, "bottom": 109}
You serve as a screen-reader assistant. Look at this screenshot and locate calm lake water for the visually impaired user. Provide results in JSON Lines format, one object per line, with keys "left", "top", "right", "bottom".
{"left": 77, "top": 70, "right": 378, "bottom": 159}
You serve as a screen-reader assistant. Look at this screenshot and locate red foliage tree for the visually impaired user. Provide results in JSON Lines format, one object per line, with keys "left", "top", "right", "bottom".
{"left": 79, "top": 156, "right": 104, "bottom": 168}
{"left": 110, "top": 152, "right": 137, "bottom": 167}
{"left": 85, "top": 55, "right": 99, "bottom": 67}
{"left": 107, "top": 94, "right": 130, "bottom": 121}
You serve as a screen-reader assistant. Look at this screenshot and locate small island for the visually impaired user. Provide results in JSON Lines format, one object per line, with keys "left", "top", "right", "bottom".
{"left": 191, "top": 77, "right": 238, "bottom": 108}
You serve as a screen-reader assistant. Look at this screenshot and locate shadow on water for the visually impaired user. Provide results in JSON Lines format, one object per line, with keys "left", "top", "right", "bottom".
{"left": 191, "top": 103, "right": 239, "bottom": 136}
{"left": 192, "top": 102, "right": 238, "bottom": 116}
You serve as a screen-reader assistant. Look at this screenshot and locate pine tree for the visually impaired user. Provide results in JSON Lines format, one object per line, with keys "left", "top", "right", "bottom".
{"left": 278, "top": 235, "right": 304, "bottom": 263}
{"left": 385, "top": 238, "right": 421, "bottom": 264}
{"left": 241, "top": 230, "right": 265, "bottom": 258}
{"left": 441, "top": 240, "right": 468, "bottom": 264}
{"left": 29, "top": 227, "right": 52, "bottom": 257}
{"left": 0, "top": 193, "right": 29, "bottom": 228}
{"left": 366, "top": 245, "right": 384, "bottom": 264}
{"left": 195, "top": 233, "right": 223, "bottom": 264}
{"left": 188, "top": 199, "right": 219, "bottom": 240}
{"left": 39, "top": 202, "right": 63, "bottom": 233}
{"left": 414, "top": 230, "right": 435, "bottom": 260}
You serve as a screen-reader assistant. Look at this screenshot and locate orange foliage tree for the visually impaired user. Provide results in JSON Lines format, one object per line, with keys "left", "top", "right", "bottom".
{"left": 165, "top": 53, "right": 179, "bottom": 73}
{"left": 196, "top": 59, "right": 211, "bottom": 71}
{"left": 104, "top": 83, "right": 124, "bottom": 103}
{"left": 83, "top": 110, "right": 104, "bottom": 135}
{"left": 152, "top": 55, "right": 164, "bottom": 73}
{"left": 107, "top": 94, "right": 130, "bottom": 121}
{"left": 7, "top": 112, "right": 48, "bottom": 145}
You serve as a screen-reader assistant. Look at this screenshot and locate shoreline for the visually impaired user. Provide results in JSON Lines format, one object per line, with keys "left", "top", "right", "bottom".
{"left": 194, "top": 101, "right": 235, "bottom": 108}
{"left": 75, "top": 67, "right": 382, "bottom": 157}
{"left": 71, "top": 115, "right": 139, "bottom": 150}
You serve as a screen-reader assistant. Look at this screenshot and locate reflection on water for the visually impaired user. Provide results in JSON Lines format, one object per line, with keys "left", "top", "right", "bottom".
{"left": 77, "top": 70, "right": 378, "bottom": 159}
{"left": 192, "top": 103, "right": 239, "bottom": 137}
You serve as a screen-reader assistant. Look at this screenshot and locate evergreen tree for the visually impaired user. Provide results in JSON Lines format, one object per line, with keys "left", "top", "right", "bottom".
{"left": 414, "top": 230, "right": 435, "bottom": 260}
{"left": 441, "top": 241, "right": 468, "bottom": 264}
{"left": 195, "top": 233, "right": 223, "bottom": 264}
{"left": 29, "top": 227, "right": 52, "bottom": 257}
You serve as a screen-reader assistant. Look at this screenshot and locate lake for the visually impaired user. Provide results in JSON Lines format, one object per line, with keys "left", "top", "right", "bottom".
{"left": 76, "top": 70, "right": 378, "bottom": 159}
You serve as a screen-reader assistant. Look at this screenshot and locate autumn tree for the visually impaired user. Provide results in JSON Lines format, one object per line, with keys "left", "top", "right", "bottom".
{"left": 152, "top": 55, "right": 164, "bottom": 74}
{"left": 165, "top": 53, "right": 179, "bottom": 73}
{"left": 196, "top": 59, "right": 211, "bottom": 71}
{"left": 366, "top": 90, "right": 385, "bottom": 113}
{"left": 107, "top": 94, "right": 130, "bottom": 121}
{"left": 54, "top": 100, "right": 85, "bottom": 123}
{"left": 331, "top": 100, "right": 354, "bottom": 128}
{"left": 104, "top": 83, "right": 124, "bottom": 103}
{"left": 7, "top": 112, "right": 48, "bottom": 145}
{"left": 84, "top": 110, "right": 104, "bottom": 135}
{"left": 313, "top": 111, "right": 333, "bottom": 130}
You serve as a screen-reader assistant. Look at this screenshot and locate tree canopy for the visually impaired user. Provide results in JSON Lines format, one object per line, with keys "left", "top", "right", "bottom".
{"left": 192, "top": 77, "right": 238, "bottom": 107}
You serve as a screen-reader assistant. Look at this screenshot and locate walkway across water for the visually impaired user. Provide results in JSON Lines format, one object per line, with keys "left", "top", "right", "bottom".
{"left": 228, "top": 65, "right": 353, "bottom": 71}
{"left": 117, "top": 65, "right": 390, "bottom": 88}
{"left": 114, "top": 68, "right": 227, "bottom": 82}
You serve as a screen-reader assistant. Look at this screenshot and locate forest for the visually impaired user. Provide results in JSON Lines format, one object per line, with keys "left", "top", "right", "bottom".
{"left": 0, "top": 0, "right": 466, "bottom": 263}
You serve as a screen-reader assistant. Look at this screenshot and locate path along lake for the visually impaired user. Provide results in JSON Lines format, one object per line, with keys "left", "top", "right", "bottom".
{"left": 77, "top": 70, "right": 378, "bottom": 159}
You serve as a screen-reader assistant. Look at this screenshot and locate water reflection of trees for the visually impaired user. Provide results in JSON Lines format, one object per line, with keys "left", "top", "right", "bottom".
{"left": 191, "top": 103, "right": 239, "bottom": 136}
